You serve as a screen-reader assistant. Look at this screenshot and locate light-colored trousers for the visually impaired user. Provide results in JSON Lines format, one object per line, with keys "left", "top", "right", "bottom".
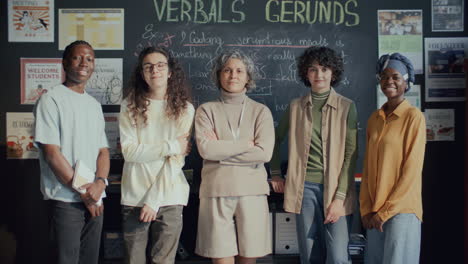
{"left": 365, "top": 213, "right": 421, "bottom": 264}
{"left": 296, "top": 182, "right": 351, "bottom": 264}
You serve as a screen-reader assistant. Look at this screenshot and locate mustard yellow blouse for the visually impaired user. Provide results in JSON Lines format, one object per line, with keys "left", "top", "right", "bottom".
{"left": 360, "top": 100, "right": 426, "bottom": 222}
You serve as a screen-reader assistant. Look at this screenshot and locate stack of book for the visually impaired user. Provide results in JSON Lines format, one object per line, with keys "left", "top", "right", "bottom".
{"left": 349, "top": 233, "right": 366, "bottom": 256}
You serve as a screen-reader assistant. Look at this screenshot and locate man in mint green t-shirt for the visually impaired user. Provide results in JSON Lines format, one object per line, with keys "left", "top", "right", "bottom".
{"left": 34, "top": 40, "right": 109, "bottom": 264}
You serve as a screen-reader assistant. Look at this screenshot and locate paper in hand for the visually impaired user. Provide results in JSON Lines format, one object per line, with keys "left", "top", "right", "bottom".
{"left": 72, "top": 160, "right": 106, "bottom": 205}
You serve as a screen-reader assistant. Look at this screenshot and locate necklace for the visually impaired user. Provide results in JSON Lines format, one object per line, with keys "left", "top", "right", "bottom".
{"left": 219, "top": 95, "right": 247, "bottom": 140}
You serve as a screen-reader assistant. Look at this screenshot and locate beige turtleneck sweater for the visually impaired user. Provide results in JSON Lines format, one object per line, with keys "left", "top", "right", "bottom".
{"left": 195, "top": 90, "right": 275, "bottom": 198}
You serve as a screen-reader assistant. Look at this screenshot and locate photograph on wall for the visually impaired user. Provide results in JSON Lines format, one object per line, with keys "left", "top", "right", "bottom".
{"left": 86, "top": 59, "right": 123, "bottom": 105}
{"left": 377, "top": 84, "right": 421, "bottom": 109}
{"left": 8, "top": 0, "right": 54, "bottom": 42}
{"left": 104, "top": 113, "right": 122, "bottom": 160}
{"left": 59, "top": 8, "right": 124, "bottom": 50}
{"left": 432, "top": 0, "right": 464, "bottom": 31}
{"left": 378, "top": 10, "right": 423, "bottom": 74}
{"left": 424, "top": 109, "right": 455, "bottom": 141}
{"left": 425, "top": 37, "right": 467, "bottom": 102}
{"left": 21, "top": 58, "right": 64, "bottom": 105}
{"left": 6, "top": 112, "right": 38, "bottom": 159}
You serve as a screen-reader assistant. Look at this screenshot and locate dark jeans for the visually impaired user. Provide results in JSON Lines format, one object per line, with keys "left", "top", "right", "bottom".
{"left": 122, "top": 205, "right": 183, "bottom": 264}
{"left": 48, "top": 200, "right": 103, "bottom": 264}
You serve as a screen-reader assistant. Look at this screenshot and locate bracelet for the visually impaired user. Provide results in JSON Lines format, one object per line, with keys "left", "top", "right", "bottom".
{"left": 95, "top": 177, "right": 108, "bottom": 186}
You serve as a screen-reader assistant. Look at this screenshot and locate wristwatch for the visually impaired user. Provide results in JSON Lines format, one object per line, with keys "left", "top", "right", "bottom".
{"left": 95, "top": 177, "right": 108, "bottom": 186}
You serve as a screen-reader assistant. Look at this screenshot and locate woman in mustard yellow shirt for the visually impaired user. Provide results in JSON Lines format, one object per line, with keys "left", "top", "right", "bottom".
{"left": 360, "top": 53, "right": 426, "bottom": 264}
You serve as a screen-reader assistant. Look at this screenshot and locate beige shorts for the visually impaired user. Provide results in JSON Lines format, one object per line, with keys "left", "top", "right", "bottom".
{"left": 195, "top": 195, "right": 272, "bottom": 258}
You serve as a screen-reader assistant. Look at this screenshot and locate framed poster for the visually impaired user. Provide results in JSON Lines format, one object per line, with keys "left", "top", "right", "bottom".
{"left": 8, "top": 0, "right": 54, "bottom": 42}
{"left": 425, "top": 37, "right": 467, "bottom": 102}
{"left": 86, "top": 59, "right": 123, "bottom": 105}
{"left": 425, "top": 109, "right": 455, "bottom": 141}
{"left": 6, "top": 113, "right": 38, "bottom": 159}
{"left": 378, "top": 10, "right": 423, "bottom": 74}
{"left": 20, "top": 58, "right": 64, "bottom": 105}
{"left": 59, "top": 9, "right": 124, "bottom": 50}
{"left": 432, "top": 0, "right": 464, "bottom": 32}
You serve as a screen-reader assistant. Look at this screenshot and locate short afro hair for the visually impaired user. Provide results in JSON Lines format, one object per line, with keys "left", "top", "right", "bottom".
{"left": 297, "top": 46, "right": 344, "bottom": 87}
{"left": 62, "top": 40, "right": 93, "bottom": 61}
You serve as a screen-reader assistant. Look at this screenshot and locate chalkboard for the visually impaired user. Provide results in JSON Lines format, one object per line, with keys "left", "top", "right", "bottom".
{"left": 0, "top": 0, "right": 380, "bottom": 172}
{"left": 0, "top": 0, "right": 382, "bottom": 174}
{"left": 130, "top": 0, "right": 374, "bottom": 111}
{"left": 2, "top": 1, "right": 467, "bottom": 263}
{"left": 123, "top": 0, "right": 378, "bottom": 172}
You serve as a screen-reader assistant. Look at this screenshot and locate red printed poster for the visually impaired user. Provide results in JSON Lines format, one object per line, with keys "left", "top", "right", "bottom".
{"left": 8, "top": 0, "right": 54, "bottom": 42}
{"left": 6, "top": 112, "right": 38, "bottom": 159}
{"left": 20, "top": 58, "right": 65, "bottom": 105}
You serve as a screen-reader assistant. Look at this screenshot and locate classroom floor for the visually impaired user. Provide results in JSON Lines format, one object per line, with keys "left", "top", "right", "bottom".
{"left": 102, "top": 255, "right": 300, "bottom": 264}
{"left": 176, "top": 255, "right": 300, "bottom": 264}
{"left": 102, "top": 254, "right": 364, "bottom": 263}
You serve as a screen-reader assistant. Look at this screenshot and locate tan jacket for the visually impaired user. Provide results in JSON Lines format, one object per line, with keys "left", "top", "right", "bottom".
{"left": 284, "top": 89, "right": 356, "bottom": 215}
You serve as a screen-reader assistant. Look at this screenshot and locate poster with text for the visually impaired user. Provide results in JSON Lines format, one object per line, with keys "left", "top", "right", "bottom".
{"left": 378, "top": 10, "right": 423, "bottom": 74}
{"left": 424, "top": 109, "right": 455, "bottom": 141}
{"left": 104, "top": 113, "right": 122, "bottom": 159}
{"left": 432, "top": 0, "right": 464, "bottom": 32}
{"left": 86, "top": 59, "right": 123, "bottom": 105}
{"left": 59, "top": 9, "right": 124, "bottom": 50}
{"left": 8, "top": 0, "right": 54, "bottom": 42}
{"left": 6, "top": 113, "right": 38, "bottom": 159}
{"left": 21, "top": 58, "right": 65, "bottom": 105}
{"left": 425, "top": 37, "right": 467, "bottom": 102}
{"left": 377, "top": 84, "right": 421, "bottom": 110}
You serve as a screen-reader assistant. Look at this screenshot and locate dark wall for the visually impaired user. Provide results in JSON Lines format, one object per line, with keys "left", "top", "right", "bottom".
{"left": 0, "top": 0, "right": 466, "bottom": 263}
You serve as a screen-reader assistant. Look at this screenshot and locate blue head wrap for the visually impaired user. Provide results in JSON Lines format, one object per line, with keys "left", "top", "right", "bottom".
{"left": 376, "top": 53, "right": 415, "bottom": 92}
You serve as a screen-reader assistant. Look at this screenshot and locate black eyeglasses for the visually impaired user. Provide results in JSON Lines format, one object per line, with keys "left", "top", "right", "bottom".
{"left": 143, "top": 62, "right": 168, "bottom": 72}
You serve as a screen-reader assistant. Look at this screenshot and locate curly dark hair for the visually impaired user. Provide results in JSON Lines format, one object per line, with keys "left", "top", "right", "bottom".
{"left": 63, "top": 40, "right": 93, "bottom": 61}
{"left": 297, "top": 46, "right": 344, "bottom": 87}
{"left": 123, "top": 46, "right": 190, "bottom": 126}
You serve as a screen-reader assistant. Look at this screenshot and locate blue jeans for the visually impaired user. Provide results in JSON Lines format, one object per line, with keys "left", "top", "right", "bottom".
{"left": 296, "top": 182, "right": 350, "bottom": 264}
{"left": 49, "top": 200, "right": 103, "bottom": 264}
{"left": 365, "top": 213, "right": 421, "bottom": 264}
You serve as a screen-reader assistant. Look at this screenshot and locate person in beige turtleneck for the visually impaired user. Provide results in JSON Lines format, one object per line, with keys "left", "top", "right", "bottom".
{"left": 194, "top": 50, "right": 275, "bottom": 264}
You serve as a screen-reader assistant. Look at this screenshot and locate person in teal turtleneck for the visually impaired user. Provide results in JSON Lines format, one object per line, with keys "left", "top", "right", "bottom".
{"left": 270, "top": 46, "right": 358, "bottom": 264}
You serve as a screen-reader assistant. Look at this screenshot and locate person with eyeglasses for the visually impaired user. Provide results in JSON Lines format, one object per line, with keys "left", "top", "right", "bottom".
{"left": 360, "top": 53, "right": 425, "bottom": 264}
{"left": 119, "top": 46, "right": 194, "bottom": 264}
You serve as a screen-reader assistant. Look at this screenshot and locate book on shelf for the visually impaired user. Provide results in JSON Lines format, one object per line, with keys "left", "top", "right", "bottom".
{"left": 348, "top": 233, "right": 366, "bottom": 256}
